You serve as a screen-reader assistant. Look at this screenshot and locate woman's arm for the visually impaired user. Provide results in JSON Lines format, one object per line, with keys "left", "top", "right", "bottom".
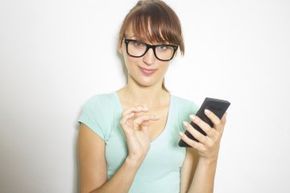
{"left": 180, "top": 148, "right": 218, "bottom": 193}
{"left": 78, "top": 124, "right": 107, "bottom": 193}
{"left": 188, "top": 158, "right": 218, "bottom": 193}
{"left": 179, "top": 110, "right": 227, "bottom": 193}
{"left": 78, "top": 124, "right": 142, "bottom": 193}
{"left": 180, "top": 148, "right": 199, "bottom": 193}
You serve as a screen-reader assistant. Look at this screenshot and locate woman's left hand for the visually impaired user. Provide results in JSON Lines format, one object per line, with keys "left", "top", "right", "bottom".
{"left": 180, "top": 109, "right": 227, "bottom": 162}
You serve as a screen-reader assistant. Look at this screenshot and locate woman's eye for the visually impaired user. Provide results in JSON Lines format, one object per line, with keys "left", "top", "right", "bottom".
{"left": 157, "top": 45, "right": 170, "bottom": 51}
{"left": 161, "top": 46, "right": 168, "bottom": 50}
{"left": 132, "top": 41, "right": 145, "bottom": 47}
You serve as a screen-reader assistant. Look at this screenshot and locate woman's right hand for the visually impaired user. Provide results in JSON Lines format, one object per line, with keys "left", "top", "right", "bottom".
{"left": 120, "top": 105, "right": 159, "bottom": 166}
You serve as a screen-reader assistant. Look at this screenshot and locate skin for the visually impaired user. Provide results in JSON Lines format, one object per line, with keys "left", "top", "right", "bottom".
{"left": 77, "top": 26, "right": 227, "bottom": 193}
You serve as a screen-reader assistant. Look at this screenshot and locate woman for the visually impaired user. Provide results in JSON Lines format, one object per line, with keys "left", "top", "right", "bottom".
{"left": 77, "top": 1, "right": 227, "bottom": 193}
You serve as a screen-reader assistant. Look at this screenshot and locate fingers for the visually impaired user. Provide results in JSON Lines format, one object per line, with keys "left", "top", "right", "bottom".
{"left": 120, "top": 113, "right": 135, "bottom": 135}
{"left": 120, "top": 112, "right": 135, "bottom": 128}
{"left": 189, "top": 115, "right": 219, "bottom": 140}
{"left": 120, "top": 105, "right": 148, "bottom": 127}
{"left": 182, "top": 111, "right": 227, "bottom": 148}
{"left": 122, "top": 105, "right": 148, "bottom": 117}
{"left": 181, "top": 121, "right": 219, "bottom": 155}
{"left": 120, "top": 105, "right": 159, "bottom": 132}
{"left": 189, "top": 109, "right": 227, "bottom": 136}
{"left": 189, "top": 115, "right": 215, "bottom": 137}
{"left": 181, "top": 110, "right": 228, "bottom": 160}
{"left": 179, "top": 131, "right": 206, "bottom": 151}
{"left": 133, "top": 114, "right": 159, "bottom": 129}
{"left": 182, "top": 121, "right": 213, "bottom": 145}
{"left": 221, "top": 112, "right": 227, "bottom": 124}
{"left": 204, "top": 109, "right": 227, "bottom": 132}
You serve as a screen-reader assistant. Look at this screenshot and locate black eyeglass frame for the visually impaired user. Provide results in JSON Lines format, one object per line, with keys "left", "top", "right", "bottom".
{"left": 124, "top": 38, "right": 178, "bottom": 62}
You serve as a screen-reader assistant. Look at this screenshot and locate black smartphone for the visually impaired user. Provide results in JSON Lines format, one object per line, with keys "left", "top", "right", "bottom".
{"left": 178, "top": 97, "right": 231, "bottom": 147}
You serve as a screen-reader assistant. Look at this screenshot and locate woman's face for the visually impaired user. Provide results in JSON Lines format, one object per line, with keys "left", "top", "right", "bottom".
{"left": 119, "top": 27, "right": 172, "bottom": 88}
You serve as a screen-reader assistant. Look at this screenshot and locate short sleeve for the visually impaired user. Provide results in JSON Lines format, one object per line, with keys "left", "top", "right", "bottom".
{"left": 78, "top": 97, "right": 105, "bottom": 140}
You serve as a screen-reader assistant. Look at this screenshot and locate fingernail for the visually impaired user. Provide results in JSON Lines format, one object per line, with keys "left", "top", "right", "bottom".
{"left": 189, "top": 114, "right": 196, "bottom": 121}
{"left": 179, "top": 131, "right": 184, "bottom": 136}
{"left": 204, "top": 109, "right": 210, "bottom": 114}
{"left": 183, "top": 121, "right": 189, "bottom": 127}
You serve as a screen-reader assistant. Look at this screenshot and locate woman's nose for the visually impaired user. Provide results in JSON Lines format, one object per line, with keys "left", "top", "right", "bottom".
{"left": 142, "top": 48, "right": 156, "bottom": 65}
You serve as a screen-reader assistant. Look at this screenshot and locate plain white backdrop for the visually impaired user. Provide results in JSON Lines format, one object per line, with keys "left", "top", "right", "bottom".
{"left": 1, "top": 0, "right": 289, "bottom": 193}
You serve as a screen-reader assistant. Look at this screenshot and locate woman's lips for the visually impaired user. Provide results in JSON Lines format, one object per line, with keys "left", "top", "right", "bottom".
{"left": 139, "top": 66, "right": 157, "bottom": 76}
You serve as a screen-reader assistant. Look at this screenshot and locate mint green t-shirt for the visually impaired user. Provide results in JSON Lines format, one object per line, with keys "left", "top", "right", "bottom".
{"left": 78, "top": 92, "right": 198, "bottom": 193}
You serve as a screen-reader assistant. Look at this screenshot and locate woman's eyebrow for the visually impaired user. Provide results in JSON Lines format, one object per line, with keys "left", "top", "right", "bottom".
{"left": 124, "top": 34, "right": 137, "bottom": 38}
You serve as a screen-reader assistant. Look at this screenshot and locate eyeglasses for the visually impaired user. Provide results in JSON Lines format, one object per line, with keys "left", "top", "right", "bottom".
{"left": 124, "top": 38, "right": 178, "bottom": 61}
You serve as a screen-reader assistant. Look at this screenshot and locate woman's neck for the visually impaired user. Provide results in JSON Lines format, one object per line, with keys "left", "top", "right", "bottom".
{"left": 117, "top": 83, "right": 170, "bottom": 109}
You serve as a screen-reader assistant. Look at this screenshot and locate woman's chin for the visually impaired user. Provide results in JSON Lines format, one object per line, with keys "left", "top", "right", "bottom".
{"left": 136, "top": 78, "right": 160, "bottom": 88}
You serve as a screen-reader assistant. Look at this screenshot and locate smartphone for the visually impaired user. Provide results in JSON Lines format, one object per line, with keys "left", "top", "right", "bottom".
{"left": 178, "top": 97, "right": 231, "bottom": 147}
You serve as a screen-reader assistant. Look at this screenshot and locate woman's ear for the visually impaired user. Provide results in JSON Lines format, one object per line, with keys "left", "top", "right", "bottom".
{"left": 118, "top": 46, "right": 122, "bottom": 54}
{"left": 118, "top": 41, "right": 123, "bottom": 55}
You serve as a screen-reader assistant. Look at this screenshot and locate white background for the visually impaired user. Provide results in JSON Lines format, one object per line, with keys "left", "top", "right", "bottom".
{"left": 1, "top": 0, "right": 289, "bottom": 193}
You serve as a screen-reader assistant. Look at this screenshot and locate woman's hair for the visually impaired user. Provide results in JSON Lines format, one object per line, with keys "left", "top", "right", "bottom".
{"left": 118, "top": 0, "right": 184, "bottom": 54}
{"left": 118, "top": 0, "right": 184, "bottom": 91}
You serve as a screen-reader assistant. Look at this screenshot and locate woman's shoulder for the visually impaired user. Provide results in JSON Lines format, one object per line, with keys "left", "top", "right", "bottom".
{"left": 78, "top": 91, "right": 117, "bottom": 141}
{"left": 80, "top": 91, "right": 119, "bottom": 118}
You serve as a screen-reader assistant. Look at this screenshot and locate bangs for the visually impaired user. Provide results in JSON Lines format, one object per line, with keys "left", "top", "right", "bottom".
{"left": 130, "top": 6, "right": 179, "bottom": 44}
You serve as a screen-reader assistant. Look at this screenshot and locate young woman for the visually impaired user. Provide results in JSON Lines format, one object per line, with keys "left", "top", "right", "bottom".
{"left": 77, "top": 1, "right": 227, "bottom": 193}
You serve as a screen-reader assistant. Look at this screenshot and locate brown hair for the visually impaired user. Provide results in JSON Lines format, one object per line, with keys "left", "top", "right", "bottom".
{"left": 119, "top": 0, "right": 184, "bottom": 53}
{"left": 119, "top": 0, "right": 184, "bottom": 91}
